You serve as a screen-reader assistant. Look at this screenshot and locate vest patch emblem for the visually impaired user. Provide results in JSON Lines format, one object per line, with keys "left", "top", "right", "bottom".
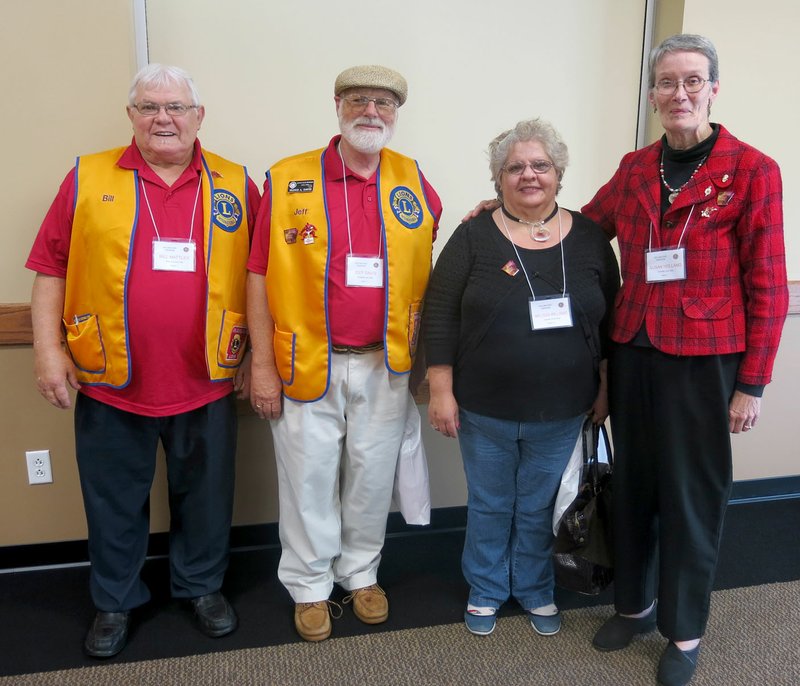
{"left": 212, "top": 190, "right": 243, "bottom": 232}
{"left": 226, "top": 325, "right": 248, "bottom": 361}
{"left": 389, "top": 186, "right": 423, "bottom": 228}
{"left": 284, "top": 228, "right": 298, "bottom": 244}
{"left": 288, "top": 180, "right": 314, "bottom": 193}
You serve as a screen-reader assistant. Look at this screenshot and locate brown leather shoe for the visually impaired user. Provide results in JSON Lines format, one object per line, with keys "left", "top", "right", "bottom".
{"left": 294, "top": 601, "right": 336, "bottom": 642}
{"left": 343, "top": 584, "right": 389, "bottom": 624}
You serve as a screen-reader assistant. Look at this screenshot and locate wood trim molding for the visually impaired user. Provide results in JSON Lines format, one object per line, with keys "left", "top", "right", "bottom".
{"left": 0, "top": 303, "right": 33, "bottom": 345}
{"left": 3, "top": 281, "right": 800, "bottom": 348}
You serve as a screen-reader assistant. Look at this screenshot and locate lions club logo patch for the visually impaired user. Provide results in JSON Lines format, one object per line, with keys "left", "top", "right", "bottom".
{"left": 390, "top": 186, "right": 423, "bottom": 229}
{"left": 212, "top": 190, "right": 243, "bottom": 232}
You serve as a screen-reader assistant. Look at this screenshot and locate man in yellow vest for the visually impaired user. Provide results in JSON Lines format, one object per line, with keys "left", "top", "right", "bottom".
{"left": 27, "top": 64, "right": 260, "bottom": 658}
{"left": 247, "top": 65, "right": 442, "bottom": 642}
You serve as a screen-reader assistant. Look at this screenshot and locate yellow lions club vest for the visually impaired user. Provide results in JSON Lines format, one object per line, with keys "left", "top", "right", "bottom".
{"left": 64, "top": 146, "right": 251, "bottom": 387}
{"left": 267, "top": 146, "right": 435, "bottom": 402}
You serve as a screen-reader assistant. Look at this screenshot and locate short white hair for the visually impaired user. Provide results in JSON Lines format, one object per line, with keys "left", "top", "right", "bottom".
{"left": 128, "top": 64, "right": 201, "bottom": 106}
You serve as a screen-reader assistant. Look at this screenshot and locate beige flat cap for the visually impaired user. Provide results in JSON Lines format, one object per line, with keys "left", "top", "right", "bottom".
{"left": 334, "top": 64, "right": 408, "bottom": 106}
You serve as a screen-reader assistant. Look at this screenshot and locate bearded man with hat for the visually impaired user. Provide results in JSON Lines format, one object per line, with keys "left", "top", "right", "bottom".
{"left": 247, "top": 64, "right": 442, "bottom": 641}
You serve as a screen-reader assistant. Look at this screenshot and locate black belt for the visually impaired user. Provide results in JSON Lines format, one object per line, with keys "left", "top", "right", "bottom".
{"left": 331, "top": 341, "right": 384, "bottom": 354}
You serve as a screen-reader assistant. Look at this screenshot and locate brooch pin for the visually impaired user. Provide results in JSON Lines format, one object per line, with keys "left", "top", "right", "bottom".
{"left": 501, "top": 260, "right": 519, "bottom": 276}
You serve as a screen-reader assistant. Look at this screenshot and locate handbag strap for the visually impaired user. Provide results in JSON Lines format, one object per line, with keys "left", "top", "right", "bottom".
{"left": 582, "top": 418, "right": 613, "bottom": 491}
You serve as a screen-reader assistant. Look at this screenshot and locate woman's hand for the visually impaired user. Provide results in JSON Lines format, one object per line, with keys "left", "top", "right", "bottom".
{"left": 427, "top": 365, "right": 460, "bottom": 438}
{"left": 588, "top": 359, "right": 609, "bottom": 424}
{"left": 728, "top": 390, "right": 761, "bottom": 433}
{"left": 461, "top": 198, "right": 500, "bottom": 222}
{"left": 428, "top": 391, "right": 460, "bottom": 438}
{"left": 588, "top": 391, "right": 609, "bottom": 425}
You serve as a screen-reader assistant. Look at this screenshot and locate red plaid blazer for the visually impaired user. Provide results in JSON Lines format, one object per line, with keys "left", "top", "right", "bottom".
{"left": 582, "top": 125, "right": 788, "bottom": 386}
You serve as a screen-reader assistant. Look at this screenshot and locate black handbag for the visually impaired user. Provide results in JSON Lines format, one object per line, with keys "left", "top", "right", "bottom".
{"left": 553, "top": 417, "right": 614, "bottom": 595}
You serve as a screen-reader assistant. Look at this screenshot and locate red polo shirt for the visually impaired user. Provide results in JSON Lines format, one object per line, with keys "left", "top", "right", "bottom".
{"left": 248, "top": 135, "right": 441, "bottom": 346}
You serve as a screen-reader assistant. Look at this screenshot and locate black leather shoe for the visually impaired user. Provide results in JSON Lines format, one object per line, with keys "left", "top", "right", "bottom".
{"left": 191, "top": 591, "right": 238, "bottom": 637}
{"left": 84, "top": 611, "right": 129, "bottom": 658}
{"left": 592, "top": 609, "right": 657, "bottom": 651}
{"left": 657, "top": 642, "right": 699, "bottom": 686}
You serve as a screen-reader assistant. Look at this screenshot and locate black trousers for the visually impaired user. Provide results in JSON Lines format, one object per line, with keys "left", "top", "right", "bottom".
{"left": 609, "top": 344, "right": 739, "bottom": 640}
{"left": 74, "top": 393, "right": 237, "bottom": 611}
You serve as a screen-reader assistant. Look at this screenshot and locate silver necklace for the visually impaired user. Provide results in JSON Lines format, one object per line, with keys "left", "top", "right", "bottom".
{"left": 500, "top": 203, "right": 559, "bottom": 242}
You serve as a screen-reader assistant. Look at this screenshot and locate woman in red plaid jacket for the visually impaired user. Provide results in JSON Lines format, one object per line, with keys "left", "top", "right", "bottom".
{"left": 582, "top": 34, "right": 788, "bottom": 686}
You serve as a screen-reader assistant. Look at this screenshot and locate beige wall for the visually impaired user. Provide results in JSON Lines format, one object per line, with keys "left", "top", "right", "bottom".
{"left": 1, "top": 0, "right": 797, "bottom": 548}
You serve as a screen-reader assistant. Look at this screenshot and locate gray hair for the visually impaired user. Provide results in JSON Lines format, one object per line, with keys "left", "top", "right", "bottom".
{"left": 488, "top": 118, "right": 569, "bottom": 198}
{"left": 648, "top": 34, "right": 719, "bottom": 88}
{"left": 128, "top": 64, "right": 201, "bottom": 106}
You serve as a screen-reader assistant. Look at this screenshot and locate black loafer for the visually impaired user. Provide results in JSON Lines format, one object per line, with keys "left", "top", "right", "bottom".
{"left": 191, "top": 591, "right": 238, "bottom": 637}
{"left": 592, "top": 609, "right": 657, "bottom": 651}
{"left": 657, "top": 642, "right": 699, "bottom": 686}
{"left": 84, "top": 611, "right": 129, "bottom": 658}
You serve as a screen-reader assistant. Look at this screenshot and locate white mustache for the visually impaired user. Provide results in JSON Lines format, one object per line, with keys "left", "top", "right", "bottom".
{"left": 353, "top": 116, "right": 384, "bottom": 129}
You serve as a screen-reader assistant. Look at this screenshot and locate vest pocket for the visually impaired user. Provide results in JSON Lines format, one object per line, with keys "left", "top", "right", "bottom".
{"left": 217, "top": 310, "right": 248, "bottom": 368}
{"left": 63, "top": 315, "right": 106, "bottom": 373}
{"left": 273, "top": 328, "right": 295, "bottom": 385}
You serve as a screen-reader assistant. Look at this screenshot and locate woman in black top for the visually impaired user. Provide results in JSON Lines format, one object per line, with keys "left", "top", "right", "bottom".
{"left": 424, "top": 118, "right": 619, "bottom": 638}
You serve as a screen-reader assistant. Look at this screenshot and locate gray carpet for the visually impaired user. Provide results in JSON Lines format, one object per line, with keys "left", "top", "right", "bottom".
{"left": 3, "top": 580, "right": 798, "bottom": 686}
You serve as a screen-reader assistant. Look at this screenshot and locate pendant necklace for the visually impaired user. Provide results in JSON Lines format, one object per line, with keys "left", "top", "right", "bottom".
{"left": 660, "top": 153, "right": 707, "bottom": 204}
{"left": 501, "top": 203, "right": 559, "bottom": 242}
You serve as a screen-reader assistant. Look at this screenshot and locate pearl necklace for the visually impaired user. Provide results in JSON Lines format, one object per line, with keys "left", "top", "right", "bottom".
{"left": 659, "top": 153, "right": 707, "bottom": 204}
{"left": 501, "top": 203, "right": 559, "bottom": 242}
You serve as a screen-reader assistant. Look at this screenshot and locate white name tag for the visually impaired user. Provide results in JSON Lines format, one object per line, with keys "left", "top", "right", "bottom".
{"left": 646, "top": 247, "right": 686, "bottom": 282}
{"left": 152, "top": 239, "right": 197, "bottom": 272}
{"left": 529, "top": 295, "right": 573, "bottom": 330}
{"left": 346, "top": 255, "right": 384, "bottom": 288}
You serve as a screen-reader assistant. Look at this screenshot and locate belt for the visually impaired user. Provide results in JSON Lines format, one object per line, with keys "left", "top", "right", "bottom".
{"left": 331, "top": 341, "right": 384, "bottom": 354}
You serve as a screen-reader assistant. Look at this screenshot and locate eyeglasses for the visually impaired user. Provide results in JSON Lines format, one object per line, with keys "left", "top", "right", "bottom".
{"left": 502, "top": 160, "right": 554, "bottom": 176}
{"left": 130, "top": 102, "right": 199, "bottom": 117}
{"left": 654, "top": 76, "right": 709, "bottom": 95}
{"left": 341, "top": 95, "right": 399, "bottom": 115}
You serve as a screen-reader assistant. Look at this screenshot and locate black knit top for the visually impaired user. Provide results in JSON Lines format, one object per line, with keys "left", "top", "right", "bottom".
{"left": 423, "top": 210, "right": 620, "bottom": 422}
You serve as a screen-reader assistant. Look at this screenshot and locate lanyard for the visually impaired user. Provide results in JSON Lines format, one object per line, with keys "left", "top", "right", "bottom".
{"left": 338, "top": 143, "right": 383, "bottom": 260}
{"left": 648, "top": 204, "right": 696, "bottom": 251}
{"left": 140, "top": 176, "right": 202, "bottom": 241}
{"left": 499, "top": 209, "right": 567, "bottom": 299}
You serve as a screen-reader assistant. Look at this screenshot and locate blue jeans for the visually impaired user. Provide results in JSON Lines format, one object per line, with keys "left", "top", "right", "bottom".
{"left": 458, "top": 408, "right": 584, "bottom": 610}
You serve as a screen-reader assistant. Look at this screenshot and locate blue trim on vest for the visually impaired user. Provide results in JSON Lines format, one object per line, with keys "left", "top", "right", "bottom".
{"left": 318, "top": 149, "right": 333, "bottom": 401}
{"left": 375, "top": 163, "right": 409, "bottom": 376}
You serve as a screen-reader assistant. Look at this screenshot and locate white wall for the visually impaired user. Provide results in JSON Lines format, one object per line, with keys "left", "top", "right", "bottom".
{"left": 144, "top": 0, "right": 648, "bottom": 259}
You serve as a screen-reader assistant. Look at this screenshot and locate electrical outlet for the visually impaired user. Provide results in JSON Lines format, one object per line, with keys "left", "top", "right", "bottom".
{"left": 25, "top": 450, "right": 53, "bottom": 485}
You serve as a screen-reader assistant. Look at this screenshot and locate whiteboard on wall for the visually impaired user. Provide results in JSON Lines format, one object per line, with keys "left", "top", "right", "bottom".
{"left": 143, "top": 0, "right": 648, "bottom": 249}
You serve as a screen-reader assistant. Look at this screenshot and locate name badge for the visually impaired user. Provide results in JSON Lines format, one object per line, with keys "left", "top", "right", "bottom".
{"left": 346, "top": 255, "right": 384, "bottom": 288}
{"left": 152, "top": 238, "right": 197, "bottom": 272}
{"left": 529, "top": 295, "right": 573, "bottom": 330}
{"left": 646, "top": 247, "right": 686, "bottom": 282}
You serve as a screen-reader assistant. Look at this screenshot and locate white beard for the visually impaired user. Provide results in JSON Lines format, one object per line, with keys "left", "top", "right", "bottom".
{"left": 338, "top": 114, "right": 395, "bottom": 154}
